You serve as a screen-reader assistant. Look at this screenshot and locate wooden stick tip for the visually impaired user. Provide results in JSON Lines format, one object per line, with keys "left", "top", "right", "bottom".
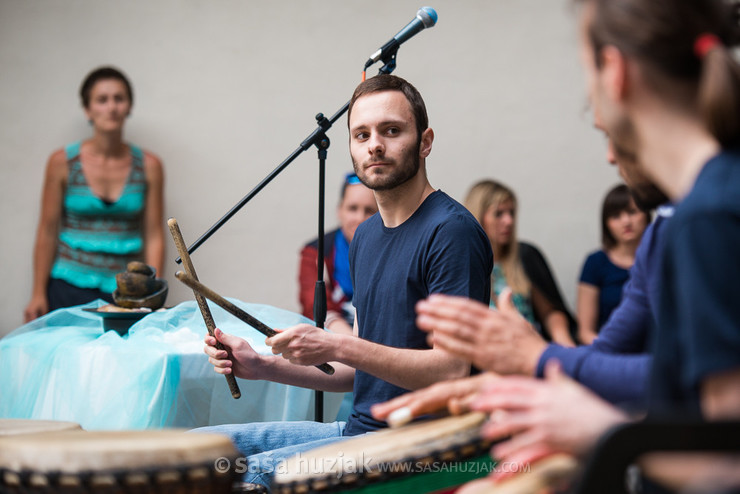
{"left": 167, "top": 217, "right": 178, "bottom": 227}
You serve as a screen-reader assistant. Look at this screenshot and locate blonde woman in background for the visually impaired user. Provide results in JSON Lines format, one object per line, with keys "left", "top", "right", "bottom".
{"left": 465, "top": 180, "right": 576, "bottom": 347}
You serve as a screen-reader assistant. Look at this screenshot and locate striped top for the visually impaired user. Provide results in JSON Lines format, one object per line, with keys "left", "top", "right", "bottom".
{"left": 50, "top": 141, "right": 147, "bottom": 293}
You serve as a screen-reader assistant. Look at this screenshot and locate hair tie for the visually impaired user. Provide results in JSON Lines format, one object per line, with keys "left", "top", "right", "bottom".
{"left": 694, "top": 33, "right": 722, "bottom": 59}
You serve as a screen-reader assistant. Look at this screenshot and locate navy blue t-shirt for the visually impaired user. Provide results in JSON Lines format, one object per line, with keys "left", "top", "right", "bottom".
{"left": 344, "top": 190, "right": 493, "bottom": 436}
{"left": 650, "top": 149, "right": 740, "bottom": 419}
{"left": 579, "top": 250, "right": 631, "bottom": 330}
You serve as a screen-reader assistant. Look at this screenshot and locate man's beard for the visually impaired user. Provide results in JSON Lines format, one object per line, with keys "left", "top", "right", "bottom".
{"left": 611, "top": 118, "right": 669, "bottom": 210}
{"left": 630, "top": 181, "right": 669, "bottom": 211}
{"left": 353, "top": 141, "right": 421, "bottom": 191}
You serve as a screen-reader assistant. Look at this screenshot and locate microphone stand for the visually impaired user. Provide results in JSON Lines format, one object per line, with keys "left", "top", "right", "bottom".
{"left": 175, "top": 53, "right": 398, "bottom": 423}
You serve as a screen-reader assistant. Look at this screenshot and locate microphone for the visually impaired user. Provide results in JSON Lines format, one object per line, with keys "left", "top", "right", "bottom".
{"left": 365, "top": 7, "right": 438, "bottom": 69}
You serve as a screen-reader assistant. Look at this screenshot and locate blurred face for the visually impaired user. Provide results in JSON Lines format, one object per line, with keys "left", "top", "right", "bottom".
{"left": 482, "top": 199, "right": 515, "bottom": 248}
{"left": 606, "top": 198, "right": 649, "bottom": 246}
{"left": 84, "top": 79, "right": 130, "bottom": 132}
{"left": 349, "top": 91, "right": 424, "bottom": 191}
{"left": 338, "top": 183, "right": 378, "bottom": 243}
{"left": 579, "top": 3, "right": 640, "bottom": 170}
{"left": 598, "top": 124, "right": 668, "bottom": 210}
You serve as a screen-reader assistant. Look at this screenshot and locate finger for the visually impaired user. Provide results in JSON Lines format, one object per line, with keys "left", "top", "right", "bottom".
{"left": 430, "top": 330, "right": 477, "bottom": 360}
{"left": 203, "top": 344, "right": 229, "bottom": 359}
{"left": 214, "top": 327, "right": 241, "bottom": 349}
{"left": 489, "top": 444, "right": 557, "bottom": 483}
{"left": 418, "top": 294, "right": 491, "bottom": 320}
{"left": 491, "top": 427, "right": 546, "bottom": 462}
{"left": 497, "top": 288, "right": 518, "bottom": 316}
{"left": 416, "top": 301, "right": 490, "bottom": 333}
{"left": 371, "top": 392, "right": 418, "bottom": 419}
{"left": 417, "top": 317, "right": 478, "bottom": 344}
{"left": 543, "top": 359, "right": 565, "bottom": 381}
{"left": 208, "top": 355, "right": 233, "bottom": 370}
{"left": 480, "top": 410, "right": 536, "bottom": 442}
{"left": 213, "top": 365, "right": 232, "bottom": 375}
{"left": 456, "top": 476, "right": 497, "bottom": 494}
{"left": 448, "top": 392, "right": 478, "bottom": 415}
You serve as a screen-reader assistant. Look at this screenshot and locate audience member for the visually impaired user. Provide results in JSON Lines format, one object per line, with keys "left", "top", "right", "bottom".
{"left": 298, "top": 172, "right": 377, "bottom": 335}
{"left": 577, "top": 183, "right": 650, "bottom": 343}
{"left": 24, "top": 66, "right": 164, "bottom": 321}
{"left": 464, "top": 180, "right": 577, "bottom": 346}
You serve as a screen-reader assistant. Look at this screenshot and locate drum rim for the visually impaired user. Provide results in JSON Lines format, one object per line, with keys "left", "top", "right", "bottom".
{"left": 0, "top": 455, "right": 241, "bottom": 490}
{"left": 272, "top": 413, "right": 496, "bottom": 493}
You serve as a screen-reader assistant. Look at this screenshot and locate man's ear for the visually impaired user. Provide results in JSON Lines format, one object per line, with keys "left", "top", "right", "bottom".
{"left": 419, "top": 128, "right": 434, "bottom": 159}
{"left": 599, "top": 45, "right": 629, "bottom": 103}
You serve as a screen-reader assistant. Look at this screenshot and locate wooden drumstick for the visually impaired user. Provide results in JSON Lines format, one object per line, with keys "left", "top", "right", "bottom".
{"left": 175, "top": 270, "right": 336, "bottom": 376}
{"left": 168, "top": 218, "right": 241, "bottom": 399}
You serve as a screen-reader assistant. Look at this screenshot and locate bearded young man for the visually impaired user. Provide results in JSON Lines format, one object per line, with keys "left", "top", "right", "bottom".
{"left": 196, "top": 74, "right": 492, "bottom": 488}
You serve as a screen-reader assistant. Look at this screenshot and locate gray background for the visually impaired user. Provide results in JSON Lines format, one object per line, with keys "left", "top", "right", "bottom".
{"left": 0, "top": 0, "right": 618, "bottom": 337}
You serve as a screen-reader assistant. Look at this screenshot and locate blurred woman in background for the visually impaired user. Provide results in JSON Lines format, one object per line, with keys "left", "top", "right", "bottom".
{"left": 465, "top": 179, "right": 577, "bottom": 347}
{"left": 24, "top": 66, "right": 164, "bottom": 321}
{"left": 577, "top": 184, "right": 650, "bottom": 344}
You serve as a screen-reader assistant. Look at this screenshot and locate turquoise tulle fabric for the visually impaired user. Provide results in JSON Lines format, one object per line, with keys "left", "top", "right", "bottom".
{"left": 0, "top": 299, "right": 341, "bottom": 430}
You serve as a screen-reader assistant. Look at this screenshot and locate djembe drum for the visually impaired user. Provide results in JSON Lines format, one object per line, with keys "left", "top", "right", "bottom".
{"left": 0, "top": 418, "right": 82, "bottom": 436}
{"left": 272, "top": 412, "right": 496, "bottom": 494}
{"left": 0, "top": 429, "right": 240, "bottom": 493}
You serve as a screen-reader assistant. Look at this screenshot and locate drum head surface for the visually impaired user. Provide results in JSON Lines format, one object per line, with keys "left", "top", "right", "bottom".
{"left": 275, "top": 412, "right": 489, "bottom": 486}
{"left": 0, "top": 430, "right": 237, "bottom": 473}
{"left": 0, "top": 419, "right": 82, "bottom": 436}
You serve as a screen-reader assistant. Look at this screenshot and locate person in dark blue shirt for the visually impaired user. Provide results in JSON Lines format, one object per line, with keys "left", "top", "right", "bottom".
{"left": 380, "top": 1, "right": 740, "bottom": 491}
{"left": 577, "top": 184, "right": 650, "bottom": 344}
{"left": 197, "top": 74, "right": 492, "bottom": 488}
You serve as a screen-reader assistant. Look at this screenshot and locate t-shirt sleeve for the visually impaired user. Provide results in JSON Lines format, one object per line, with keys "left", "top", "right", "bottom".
{"left": 579, "top": 251, "right": 603, "bottom": 286}
{"left": 663, "top": 213, "right": 740, "bottom": 392}
{"left": 425, "top": 217, "right": 493, "bottom": 305}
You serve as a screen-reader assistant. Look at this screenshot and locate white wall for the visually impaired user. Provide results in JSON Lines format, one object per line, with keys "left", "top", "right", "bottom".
{"left": 0, "top": 0, "right": 619, "bottom": 337}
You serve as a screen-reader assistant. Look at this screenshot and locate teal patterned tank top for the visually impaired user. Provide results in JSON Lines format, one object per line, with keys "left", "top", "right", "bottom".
{"left": 490, "top": 263, "right": 536, "bottom": 324}
{"left": 50, "top": 141, "right": 147, "bottom": 293}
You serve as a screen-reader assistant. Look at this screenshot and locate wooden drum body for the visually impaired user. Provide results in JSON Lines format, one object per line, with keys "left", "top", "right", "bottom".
{"left": 272, "top": 412, "right": 496, "bottom": 493}
{"left": 0, "top": 429, "right": 240, "bottom": 493}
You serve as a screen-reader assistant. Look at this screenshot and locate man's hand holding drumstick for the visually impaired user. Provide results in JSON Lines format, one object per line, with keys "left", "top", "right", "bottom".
{"left": 203, "top": 322, "right": 354, "bottom": 393}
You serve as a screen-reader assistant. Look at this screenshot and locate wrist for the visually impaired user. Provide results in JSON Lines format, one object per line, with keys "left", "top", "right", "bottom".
{"left": 330, "top": 332, "right": 353, "bottom": 364}
{"left": 524, "top": 337, "right": 549, "bottom": 376}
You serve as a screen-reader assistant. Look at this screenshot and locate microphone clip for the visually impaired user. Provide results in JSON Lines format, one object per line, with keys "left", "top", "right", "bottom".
{"left": 364, "top": 42, "right": 399, "bottom": 75}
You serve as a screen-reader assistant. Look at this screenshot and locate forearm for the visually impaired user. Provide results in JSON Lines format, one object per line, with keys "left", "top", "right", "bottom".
{"left": 575, "top": 353, "right": 651, "bottom": 406}
{"left": 577, "top": 284, "right": 600, "bottom": 344}
{"left": 334, "top": 334, "right": 470, "bottom": 390}
{"left": 144, "top": 229, "right": 165, "bottom": 278}
{"left": 545, "top": 311, "right": 574, "bottom": 344}
{"left": 31, "top": 228, "right": 58, "bottom": 296}
{"left": 255, "top": 355, "right": 355, "bottom": 392}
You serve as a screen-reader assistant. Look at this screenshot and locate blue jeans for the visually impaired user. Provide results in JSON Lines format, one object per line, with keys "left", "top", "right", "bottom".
{"left": 193, "top": 421, "right": 355, "bottom": 487}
